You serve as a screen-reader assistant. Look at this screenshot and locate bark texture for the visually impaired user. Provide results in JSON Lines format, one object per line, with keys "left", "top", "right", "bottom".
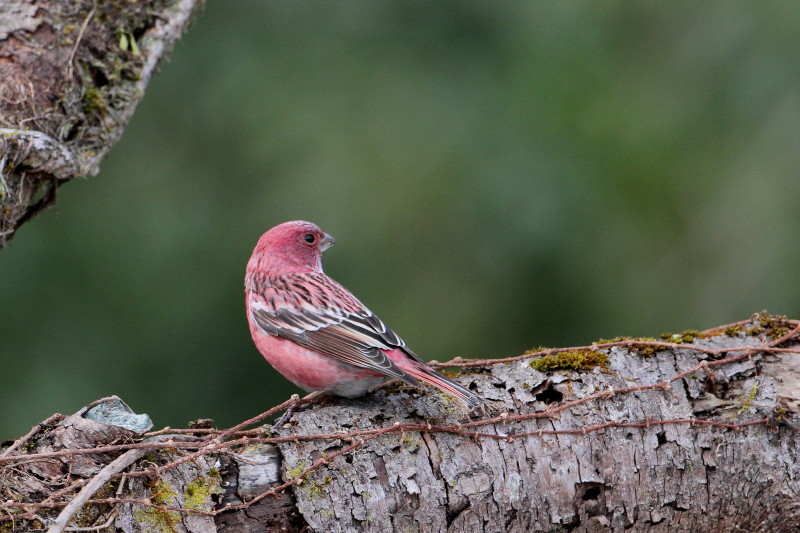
{"left": 1, "top": 316, "right": 798, "bottom": 532}
{"left": 0, "top": 0, "right": 204, "bottom": 248}
{"left": 273, "top": 333, "right": 798, "bottom": 532}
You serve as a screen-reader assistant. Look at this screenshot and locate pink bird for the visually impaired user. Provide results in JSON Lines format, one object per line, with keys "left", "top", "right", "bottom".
{"left": 245, "top": 220, "right": 481, "bottom": 407}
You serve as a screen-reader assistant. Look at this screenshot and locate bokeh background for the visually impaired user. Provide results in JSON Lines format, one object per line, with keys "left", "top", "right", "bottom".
{"left": 2, "top": 2, "right": 800, "bottom": 440}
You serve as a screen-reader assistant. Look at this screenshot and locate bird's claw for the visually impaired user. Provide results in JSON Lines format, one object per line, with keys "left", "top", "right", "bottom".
{"left": 271, "top": 390, "right": 323, "bottom": 429}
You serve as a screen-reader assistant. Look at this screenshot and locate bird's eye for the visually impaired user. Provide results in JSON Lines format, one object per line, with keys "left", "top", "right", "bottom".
{"left": 304, "top": 233, "right": 316, "bottom": 244}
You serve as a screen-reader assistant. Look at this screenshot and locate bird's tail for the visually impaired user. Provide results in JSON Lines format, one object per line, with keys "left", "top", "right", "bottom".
{"left": 401, "top": 364, "right": 483, "bottom": 407}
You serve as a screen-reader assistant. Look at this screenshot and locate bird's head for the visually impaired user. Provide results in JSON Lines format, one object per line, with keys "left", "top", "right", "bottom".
{"left": 247, "top": 220, "right": 336, "bottom": 277}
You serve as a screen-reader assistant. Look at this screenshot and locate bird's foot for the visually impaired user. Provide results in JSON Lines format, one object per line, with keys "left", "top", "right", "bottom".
{"left": 271, "top": 391, "right": 322, "bottom": 428}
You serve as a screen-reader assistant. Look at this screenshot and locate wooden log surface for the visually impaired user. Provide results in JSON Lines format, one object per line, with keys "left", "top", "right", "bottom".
{"left": 1, "top": 313, "right": 798, "bottom": 532}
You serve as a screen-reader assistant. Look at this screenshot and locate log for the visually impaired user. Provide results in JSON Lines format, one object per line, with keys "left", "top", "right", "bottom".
{"left": 0, "top": 0, "right": 204, "bottom": 248}
{"left": 1, "top": 313, "right": 798, "bottom": 532}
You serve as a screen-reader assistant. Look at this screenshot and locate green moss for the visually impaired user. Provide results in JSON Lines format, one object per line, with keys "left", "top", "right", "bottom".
{"left": 70, "top": 480, "right": 118, "bottom": 527}
{"left": 1, "top": 518, "right": 46, "bottom": 532}
{"left": 286, "top": 459, "right": 310, "bottom": 481}
{"left": 633, "top": 345, "right": 660, "bottom": 357}
{"left": 755, "top": 311, "right": 791, "bottom": 338}
{"left": 711, "top": 312, "right": 793, "bottom": 339}
{"left": 722, "top": 323, "right": 766, "bottom": 337}
{"left": 143, "top": 452, "right": 160, "bottom": 464}
{"left": 739, "top": 381, "right": 760, "bottom": 414}
{"left": 529, "top": 350, "right": 609, "bottom": 372}
{"left": 82, "top": 86, "right": 106, "bottom": 115}
{"left": 183, "top": 475, "right": 218, "bottom": 511}
{"left": 401, "top": 432, "right": 421, "bottom": 452}
{"left": 594, "top": 336, "right": 662, "bottom": 356}
{"left": 287, "top": 459, "right": 332, "bottom": 500}
{"left": 304, "top": 474, "right": 333, "bottom": 500}
{"left": 659, "top": 329, "right": 703, "bottom": 343}
{"left": 132, "top": 480, "right": 181, "bottom": 533}
{"left": 723, "top": 325, "right": 745, "bottom": 336}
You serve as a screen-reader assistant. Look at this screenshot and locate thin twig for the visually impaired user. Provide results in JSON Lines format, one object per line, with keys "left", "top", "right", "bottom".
{"left": 220, "top": 425, "right": 397, "bottom": 513}
{"left": 46, "top": 448, "right": 146, "bottom": 533}
{"left": 66, "top": 1, "right": 96, "bottom": 79}
{"left": 3, "top": 340, "right": 796, "bottom": 469}
{"left": 0, "top": 413, "right": 62, "bottom": 458}
{"left": 773, "top": 322, "right": 800, "bottom": 346}
{"left": 63, "top": 509, "right": 117, "bottom": 531}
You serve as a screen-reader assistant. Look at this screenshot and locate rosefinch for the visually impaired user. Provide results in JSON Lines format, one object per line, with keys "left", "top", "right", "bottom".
{"left": 245, "top": 220, "right": 481, "bottom": 407}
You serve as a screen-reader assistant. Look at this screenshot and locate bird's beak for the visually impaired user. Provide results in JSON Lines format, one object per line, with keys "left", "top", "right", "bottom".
{"left": 320, "top": 233, "right": 336, "bottom": 252}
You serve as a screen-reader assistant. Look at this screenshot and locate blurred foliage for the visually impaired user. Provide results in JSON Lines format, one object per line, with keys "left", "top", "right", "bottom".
{"left": 2, "top": 1, "right": 799, "bottom": 439}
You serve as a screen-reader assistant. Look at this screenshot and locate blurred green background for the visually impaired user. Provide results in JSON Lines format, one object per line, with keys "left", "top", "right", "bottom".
{"left": 2, "top": 2, "right": 799, "bottom": 440}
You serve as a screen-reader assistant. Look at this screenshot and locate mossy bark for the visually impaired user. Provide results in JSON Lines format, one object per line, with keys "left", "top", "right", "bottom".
{"left": 1, "top": 319, "right": 798, "bottom": 532}
{"left": 271, "top": 332, "right": 799, "bottom": 532}
{"left": 0, "top": 0, "right": 204, "bottom": 248}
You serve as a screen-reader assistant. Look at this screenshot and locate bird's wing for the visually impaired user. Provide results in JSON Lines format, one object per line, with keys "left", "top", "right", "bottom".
{"left": 249, "top": 273, "right": 420, "bottom": 382}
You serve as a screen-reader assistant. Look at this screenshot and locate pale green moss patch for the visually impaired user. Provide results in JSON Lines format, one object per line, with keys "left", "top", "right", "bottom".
{"left": 739, "top": 381, "right": 760, "bottom": 414}
{"left": 133, "top": 480, "right": 181, "bottom": 533}
{"left": 183, "top": 475, "right": 217, "bottom": 511}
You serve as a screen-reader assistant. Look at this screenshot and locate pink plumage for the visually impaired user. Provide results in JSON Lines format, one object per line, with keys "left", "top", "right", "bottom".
{"left": 245, "top": 220, "right": 481, "bottom": 406}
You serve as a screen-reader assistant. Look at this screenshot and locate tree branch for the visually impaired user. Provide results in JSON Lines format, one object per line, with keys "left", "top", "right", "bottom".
{"left": 1, "top": 313, "right": 798, "bottom": 532}
{"left": 0, "top": 0, "right": 205, "bottom": 248}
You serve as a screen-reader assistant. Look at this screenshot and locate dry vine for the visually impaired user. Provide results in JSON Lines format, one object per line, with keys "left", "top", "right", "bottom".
{"left": 1, "top": 313, "right": 798, "bottom": 531}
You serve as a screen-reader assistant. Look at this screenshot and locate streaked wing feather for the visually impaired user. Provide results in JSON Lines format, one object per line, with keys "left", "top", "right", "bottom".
{"left": 251, "top": 298, "right": 415, "bottom": 382}
{"left": 302, "top": 328, "right": 406, "bottom": 379}
{"left": 249, "top": 272, "right": 480, "bottom": 405}
{"left": 253, "top": 310, "right": 307, "bottom": 343}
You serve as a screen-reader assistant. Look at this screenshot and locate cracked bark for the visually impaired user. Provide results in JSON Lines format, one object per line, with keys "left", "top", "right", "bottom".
{"left": 2, "top": 324, "right": 799, "bottom": 532}
{"left": 256, "top": 331, "right": 800, "bottom": 532}
{"left": 0, "top": 0, "right": 204, "bottom": 248}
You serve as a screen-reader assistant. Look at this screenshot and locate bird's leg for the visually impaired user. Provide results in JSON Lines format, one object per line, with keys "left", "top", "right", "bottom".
{"left": 272, "top": 390, "right": 322, "bottom": 428}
